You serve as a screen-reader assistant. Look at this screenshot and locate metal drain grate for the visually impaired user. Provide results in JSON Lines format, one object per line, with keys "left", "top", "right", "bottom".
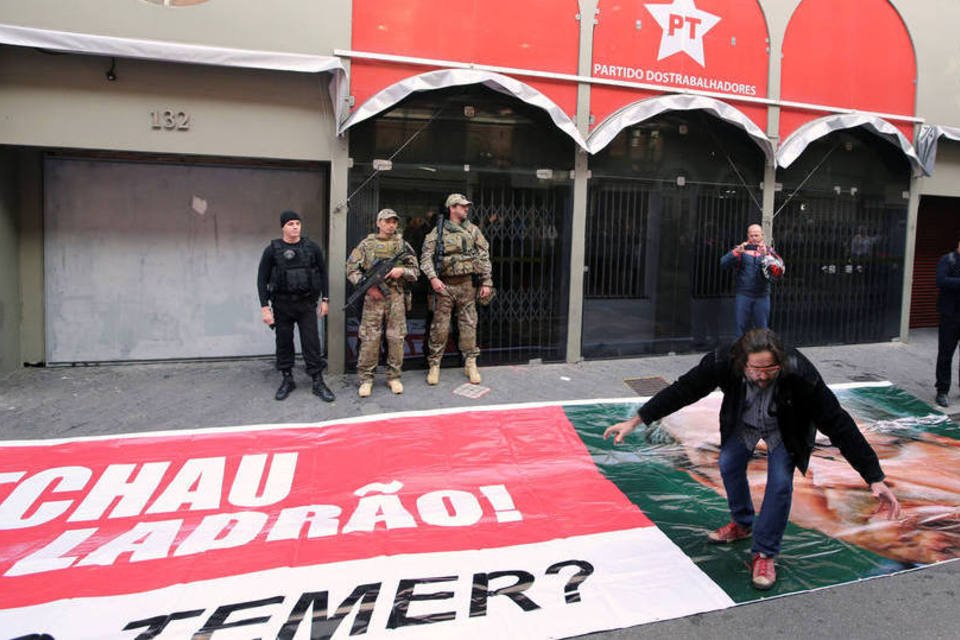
{"left": 623, "top": 376, "right": 670, "bottom": 396}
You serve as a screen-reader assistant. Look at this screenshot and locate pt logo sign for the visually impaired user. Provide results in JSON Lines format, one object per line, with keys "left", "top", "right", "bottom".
{"left": 645, "top": 0, "right": 721, "bottom": 67}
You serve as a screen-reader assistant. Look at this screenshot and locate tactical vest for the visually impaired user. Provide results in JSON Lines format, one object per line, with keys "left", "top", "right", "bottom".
{"left": 362, "top": 235, "right": 405, "bottom": 269}
{"left": 270, "top": 238, "right": 323, "bottom": 297}
{"left": 362, "top": 235, "right": 407, "bottom": 290}
{"left": 437, "top": 222, "right": 479, "bottom": 276}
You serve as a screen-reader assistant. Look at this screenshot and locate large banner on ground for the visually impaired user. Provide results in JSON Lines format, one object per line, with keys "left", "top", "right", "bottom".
{"left": 1, "top": 383, "right": 958, "bottom": 639}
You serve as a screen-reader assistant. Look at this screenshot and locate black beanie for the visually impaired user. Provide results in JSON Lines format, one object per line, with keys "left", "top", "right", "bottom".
{"left": 280, "top": 210, "right": 301, "bottom": 227}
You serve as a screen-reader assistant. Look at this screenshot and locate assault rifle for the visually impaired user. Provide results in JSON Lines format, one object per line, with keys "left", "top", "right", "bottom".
{"left": 343, "top": 246, "right": 412, "bottom": 310}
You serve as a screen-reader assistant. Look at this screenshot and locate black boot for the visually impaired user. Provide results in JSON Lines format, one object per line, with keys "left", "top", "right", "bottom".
{"left": 275, "top": 371, "right": 296, "bottom": 401}
{"left": 312, "top": 373, "right": 335, "bottom": 402}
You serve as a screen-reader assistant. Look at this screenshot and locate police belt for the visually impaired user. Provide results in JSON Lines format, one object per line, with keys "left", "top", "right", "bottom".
{"left": 274, "top": 291, "right": 316, "bottom": 301}
{"left": 440, "top": 274, "right": 473, "bottom": 285}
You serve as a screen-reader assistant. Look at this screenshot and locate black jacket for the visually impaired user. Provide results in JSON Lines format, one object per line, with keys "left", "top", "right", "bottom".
{"left": 637, "top": 345, "right": 885, "bottom": 483}
{"left": 936, "top": 250, "right": 960, "bottom": 317}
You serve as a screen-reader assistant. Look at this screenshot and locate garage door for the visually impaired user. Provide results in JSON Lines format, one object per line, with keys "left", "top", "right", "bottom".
{"left": 44, "top": 156, "right": 327, "bottom": 363}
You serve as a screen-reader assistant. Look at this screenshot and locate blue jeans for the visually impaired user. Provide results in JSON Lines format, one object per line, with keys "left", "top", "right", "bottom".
{"left": 734, "top": 294, "right": 770, "bottom": 337}
{"left": 718, "top": 438, "right": 795, "bottom": 556}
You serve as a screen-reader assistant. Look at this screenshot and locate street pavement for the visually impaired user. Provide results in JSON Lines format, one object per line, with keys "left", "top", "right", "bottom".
{"left": 2, "top": 328, "right": 959, "bottom": 639}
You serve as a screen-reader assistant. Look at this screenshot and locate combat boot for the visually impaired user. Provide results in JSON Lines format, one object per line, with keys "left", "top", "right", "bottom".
{"left": 358, "top": 381, "right": 373, "bottom": 397}
{"left": 464, "top": 358, "right": 482, "bottom": 384}
{"left": 312, "top": 373, "right": 335, "bottom": 402}
{"left": 275, "top": 370, "right": 296, "bottom": 401}
{"left": 387, "top": 379, "right": 404, "bottom": 394}
{"left": 427, "top": 364, "right": 440, "bottom": 385}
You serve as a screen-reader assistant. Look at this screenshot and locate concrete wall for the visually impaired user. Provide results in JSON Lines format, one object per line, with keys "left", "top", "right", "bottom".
{"left": 0, "top": 47, "right": 337, "bottom": 161}
{"left": 0, "top": 0, "right": 351, "bottom": 55}
{"left": 0, "top": 149, "right": 19, "bottom": 372}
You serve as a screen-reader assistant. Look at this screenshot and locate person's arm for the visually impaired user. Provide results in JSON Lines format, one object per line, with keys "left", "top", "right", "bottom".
{"left": 936, "top": 254, "right": 960, "bottom": 290}
{"left": 400, "top": 241, "right": 420, "bottom": 282}
{"left": 605, "top": 353, "right": 721, "bottom": 446}
{"left": 420, "top": 231, "right": 445, "bottom": 293}
{"left": 257, "top": 246, "right": 274, "bottom": 307}
{"left": 795, "top": 351, "right": 900, "bottom": 517}
{"left": 257, "top": 246, "right": 275, "bottom": 325}
{"left": 345, "top": 243, "right": 365, "bottom": 286}
{"left": 637, "top": 350, "right": 724, "bottom": 426}
{"left": 473, "top": 226, "right": 494, "bottom": 288}
{"left": 720, "top": 246, "right": 742, "bottom": 270}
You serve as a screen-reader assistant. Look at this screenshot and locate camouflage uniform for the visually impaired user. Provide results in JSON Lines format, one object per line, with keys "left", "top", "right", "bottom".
{"left": 419, "top": 218, "right": 493, "bottom": 367}
{"left": 346, "top": 234, "right": 419, "bottom": 382}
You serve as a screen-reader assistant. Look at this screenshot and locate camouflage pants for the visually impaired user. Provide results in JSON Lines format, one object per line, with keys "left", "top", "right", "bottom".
{"left": 427, "top": 277, "right": 478, "bottom": 366}
{"left": 357, "top": 289, "right": 407, "bottom": 382}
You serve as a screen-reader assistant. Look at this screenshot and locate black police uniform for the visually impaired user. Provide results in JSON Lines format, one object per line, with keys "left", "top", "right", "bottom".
{"left": 257, "top": 235, "right": 334, "bottom": 401}
{"left": 936, "top": 249, "right": 960, "bottom": 401}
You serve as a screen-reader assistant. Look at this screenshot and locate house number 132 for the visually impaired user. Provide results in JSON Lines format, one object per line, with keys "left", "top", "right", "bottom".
{"left": 150, "top": 110, "right": 191, "bottom": 130}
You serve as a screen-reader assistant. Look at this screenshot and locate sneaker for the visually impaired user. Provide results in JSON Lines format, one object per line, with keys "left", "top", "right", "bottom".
{"left": 707, "top": 521, "right": 752, "bottom": 544}
{"left": 358, "top": 381, "right": 373, "bottom": 398}
{"left": 751, "top": 552, "right": 776, "bottom": 590}
{"left": 936, "top": 393, "right": 949, "bottom": 408}
{"left": 387, "top": 379, "right": 404, "bottom": 394}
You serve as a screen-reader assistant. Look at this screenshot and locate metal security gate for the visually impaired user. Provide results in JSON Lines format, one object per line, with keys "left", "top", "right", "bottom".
{"left": 344, "top": 172, "right": 571, "bottom": 369}
{"left": 583, "top": 177, "right": 754, "bottom": 357}
{"left": 474, "top": 182, "right": 569, "bottom": 363}
{"left": 771, "top": 192, "right": 905, "bottom": 345}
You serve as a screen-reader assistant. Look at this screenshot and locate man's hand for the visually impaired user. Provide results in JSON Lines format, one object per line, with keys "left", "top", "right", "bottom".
{"left": 480, "top": 285, "right": 492, "bottom": 300}
{"left": 367, "top": 287, "right": 384, "bottom": 301}
{"left": 388, "top": 266, "right": 405, "bottom": 280}
{"left": 603, "top": 416, "right": 642, "bottom": 445}
{"left": 430, "top": 277, "right": 446, "bottom": 293}
{"left": 870, "top": 481, "right": 902, "bottom": 520}
{"left": 318, "top": 300, "right": 329, "bottom": 317}
{"left": 261, "top": 306, "right": 274, "bottom": 326}
{"left": 733, "top": 242, "right": 746, "bottom": 256}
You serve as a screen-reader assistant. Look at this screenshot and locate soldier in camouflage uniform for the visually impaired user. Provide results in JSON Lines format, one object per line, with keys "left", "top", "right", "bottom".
{"left": 420, "top": 193, "right": 494, "bottom": 385}
{"left": 346, "top": 209, "right": 420, "bottom": 397}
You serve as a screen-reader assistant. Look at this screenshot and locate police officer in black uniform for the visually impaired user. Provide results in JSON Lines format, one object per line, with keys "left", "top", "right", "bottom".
{"left": 257, "top": 210, "right": 335, "bottom": 402}
{"left": 935, "top": 239, "right": 960, "bottom": 407}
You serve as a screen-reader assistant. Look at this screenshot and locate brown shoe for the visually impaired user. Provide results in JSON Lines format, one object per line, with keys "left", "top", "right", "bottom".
{"left": 751, "top": 552, "right": 776, "bottom": 590}
{"left": 708, "top": 521, "right": 752, "bottom": 544}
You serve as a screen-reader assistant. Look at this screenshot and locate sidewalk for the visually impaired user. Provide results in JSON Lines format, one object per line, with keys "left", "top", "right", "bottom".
{"left": 0, "top": 328, "right": 946, "bottom": 441}
{"left": 1, "top": 327, "right": 958, "bottom": 640}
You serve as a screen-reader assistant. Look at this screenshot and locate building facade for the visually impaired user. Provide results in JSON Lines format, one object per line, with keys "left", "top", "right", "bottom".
{"left": 1, "top": 0, "right": 959, "bottom": 373}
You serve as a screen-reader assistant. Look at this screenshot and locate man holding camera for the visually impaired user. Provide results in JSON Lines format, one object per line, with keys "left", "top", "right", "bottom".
{"left": 721, "top": 224, "right": 784, "bottom": 337}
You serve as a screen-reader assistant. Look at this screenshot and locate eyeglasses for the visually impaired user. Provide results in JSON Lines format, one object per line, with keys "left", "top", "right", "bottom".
{"left": 744, "top": 364, "right": 781, "bottom": 373}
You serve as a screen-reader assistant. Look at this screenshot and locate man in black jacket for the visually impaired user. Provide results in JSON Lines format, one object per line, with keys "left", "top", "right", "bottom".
{"left": 604, "top": 328, "right": 900, "bottom": 590}
{"left": 257, "top": 210, "right": 335, "bottom": 402}
{"left": 935, "top": 240, "right": 960, "bottom": 407}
